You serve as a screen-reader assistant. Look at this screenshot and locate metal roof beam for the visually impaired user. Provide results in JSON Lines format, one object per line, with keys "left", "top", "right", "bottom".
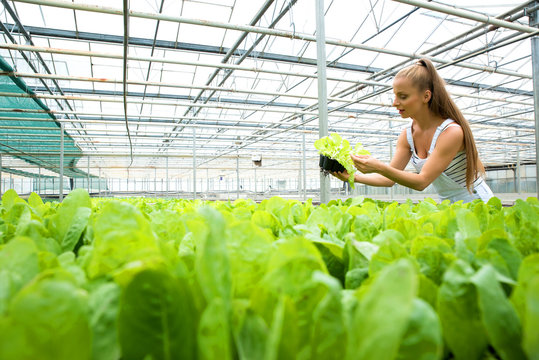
{"left": 393, "top": 0, "right": 539, "bottom": 34}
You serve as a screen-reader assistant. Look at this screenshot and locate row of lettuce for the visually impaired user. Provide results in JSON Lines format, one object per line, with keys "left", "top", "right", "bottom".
{"left": 0, "top": 188, "right": 538, "bottom": 360}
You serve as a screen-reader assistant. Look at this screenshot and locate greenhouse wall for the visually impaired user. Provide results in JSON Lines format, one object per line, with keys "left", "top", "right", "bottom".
{"left": 1, "top": 166, "right": 536, "bottom": 201}
{"left": 0, "top": 175, "right": 109, "bottom": 196}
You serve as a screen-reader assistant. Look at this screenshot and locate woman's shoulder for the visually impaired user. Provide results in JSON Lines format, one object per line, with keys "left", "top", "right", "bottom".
{"left": 442, "top": 118, "right": 462, "bottom": 129}
{"left": 437, "top": 120, "right": 464, "bottom": 147}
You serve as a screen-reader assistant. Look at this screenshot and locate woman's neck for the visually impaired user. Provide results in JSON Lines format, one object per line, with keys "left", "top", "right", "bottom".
{"left": 412, "top": 109, "right": 444, "bottom": 131}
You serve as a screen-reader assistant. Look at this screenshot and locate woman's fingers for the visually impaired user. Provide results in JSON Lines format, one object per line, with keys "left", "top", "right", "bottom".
{"left": 350, "top": 155, "right": 375, "bottom": 173}
{"left": 330, "top": 170, "right": 349, "bottom": 181}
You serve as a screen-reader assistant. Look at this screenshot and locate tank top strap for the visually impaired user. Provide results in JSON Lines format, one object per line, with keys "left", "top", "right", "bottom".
{"left": 406, "top": 124, "right": 415, "bottom": 154}
{"left": 428, "top": 119, "right": 455, "bottom": 154}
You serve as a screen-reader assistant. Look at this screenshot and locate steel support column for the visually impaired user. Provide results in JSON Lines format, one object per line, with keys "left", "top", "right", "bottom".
{"left": 531, "top": 5, "right": 539, "bottom": 198}
{"left": 192, "top": 127, "right": 197, "bottom": 199}
{"left": 236, "top": 145, "right": 240, "bottom": 200}
{"left": 302, "top": 124, "right": 307, "bottom": 201}
{"left": 389, "top": 120, "right": 394, "bottom": 201}
{"left": 59, "top": 122, "right": 64, "bottom": 201}
{"left": 166, "top": 156, "right": 169, "bottom": 196}
{"left": 316, "top": 0, "right": 330, "bottom": 204}
{"left": 87, "top": 156, "right": 90, "bottom": 194}
{"left": 516, "top": 130, "right": 521, "bottom": 194}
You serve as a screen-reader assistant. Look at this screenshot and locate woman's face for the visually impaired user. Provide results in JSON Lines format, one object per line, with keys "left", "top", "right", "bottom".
{"left": 392, "top": 76, "right": 428, "bottom": 118}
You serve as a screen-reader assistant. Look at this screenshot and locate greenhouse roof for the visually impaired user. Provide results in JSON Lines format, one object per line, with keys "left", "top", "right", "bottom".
{"left": 0, "top": 0, "right": 537, "bottom": 181}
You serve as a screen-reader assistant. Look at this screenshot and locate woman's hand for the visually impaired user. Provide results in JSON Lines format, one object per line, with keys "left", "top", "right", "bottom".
{"left": 351, "top": 154, "right": 384, "bottom": 174}
{"left": 330, "top": 170, "right": 350, "bottom": 182}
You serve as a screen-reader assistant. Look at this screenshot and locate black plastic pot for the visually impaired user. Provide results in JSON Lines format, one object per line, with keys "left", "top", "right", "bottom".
{"left": 319, "top": 155, "right": 345, "bottom": 172}
{"left": 322, "top": 155, "right": 330, "bottom": 169}
{"left": 331, "top": 159, "right": 345, "bottom": 172}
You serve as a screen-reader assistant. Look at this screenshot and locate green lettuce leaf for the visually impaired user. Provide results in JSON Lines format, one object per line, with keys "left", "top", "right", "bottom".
{"left": 118, "top": 268, "right": 197, "bottom": 360}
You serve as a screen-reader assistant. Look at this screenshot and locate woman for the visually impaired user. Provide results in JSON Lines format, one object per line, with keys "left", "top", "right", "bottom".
{"left": 332, "top": 58, "right": 493, "bottom": 203}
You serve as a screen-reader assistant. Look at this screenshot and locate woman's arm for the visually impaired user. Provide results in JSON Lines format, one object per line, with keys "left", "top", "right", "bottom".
{"left": 352, "top": 125, "right": 464, "bottom": 191}
{"left": 332, "top": 129, "right": 412, "bottom": 187}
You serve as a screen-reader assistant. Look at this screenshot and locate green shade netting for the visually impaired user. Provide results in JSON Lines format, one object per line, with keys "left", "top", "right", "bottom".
{"left": 0, "top": 55, "right": 87, "bottom": 178}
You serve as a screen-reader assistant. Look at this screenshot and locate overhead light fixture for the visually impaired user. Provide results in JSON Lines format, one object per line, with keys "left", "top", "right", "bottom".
{"left": 252, "top": 154, "right": 262, "bottom": 167}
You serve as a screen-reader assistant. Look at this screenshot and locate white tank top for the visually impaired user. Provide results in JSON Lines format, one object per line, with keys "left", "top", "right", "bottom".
{"left": 406, "top": 119, "right": 493, "bottom": 203}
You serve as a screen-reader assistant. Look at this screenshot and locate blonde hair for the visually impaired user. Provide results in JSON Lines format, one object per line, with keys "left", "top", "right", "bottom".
{"left": 395, "top": 58, "right": 485, "bottom": 192}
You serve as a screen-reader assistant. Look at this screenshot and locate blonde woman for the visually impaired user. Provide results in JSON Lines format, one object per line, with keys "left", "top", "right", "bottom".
{"left": 333, "top": 58, "right": 493, "bottom": 203}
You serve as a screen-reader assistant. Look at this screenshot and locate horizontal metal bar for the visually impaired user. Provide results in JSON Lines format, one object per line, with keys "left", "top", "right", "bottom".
{"left": 0, "top": 71, "right": 358, "bottom": 103}
{"left": 0, "top": 66, "right": 533, "bottom": 106}
{"left": 0, "top": 91, "right": 394, "bottom": 119}
{"left": 0, "top": 165, "right": 320, "bottom": 171}
{"left": 0, "top": 151, "right": 319, "bottom": 160}
{"left": 393, "top": 0, "right": 539, "bottom": 33}
{"left": 0, "top": 106, "right": 400, "bottom": 124}
{"left": 1, "top": 132, "right": 532, "bottom": 148}
{"left": 0, "top": 128, "right": 317, "bottom": 143}
{"left": 0, "top": 43, "right": 379, "bottom": 86}
{"left": 0, "top": 103, "right": 533, "bottom": 124}
{"left": 0, "top": 115, "right": 408, "bottom": 137}
{"left": 0, "top": 112, "right": 533, "bottom": 133}
{"left": 450, "top": 91, "right": 533, "bottom": 106}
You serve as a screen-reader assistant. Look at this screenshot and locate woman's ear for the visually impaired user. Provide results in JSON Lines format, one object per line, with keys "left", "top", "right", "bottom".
{"left": 423, "top": 89, "right": 432, "bottom": 104}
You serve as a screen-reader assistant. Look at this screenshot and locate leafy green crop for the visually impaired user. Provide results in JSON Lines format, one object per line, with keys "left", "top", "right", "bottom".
{"left": 314, "top": 133, "right": 370, "bottom": 187}
{"left": 0, "top": 189, "right": 538, "bottom": 360}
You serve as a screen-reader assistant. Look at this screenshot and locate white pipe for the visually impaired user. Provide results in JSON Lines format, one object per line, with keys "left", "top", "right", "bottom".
{"left": 0, "top": 111, "right": 533, "bottom": 130}
{"left": 192, "top": 127, "right": 196, "bottom": 200}
{"left": 87, "top": 156, "right": 90, "bottom": 193}
{"left": 532, "top": 15, "right": 539, "bottom": 198}
{"left": 316, "top": 0, "right": 330, "bottom": 204}
{"left": 59, "top": 122, "right": 64, "bottom": 201}
{"left": 0, "top": 70, "right": 364, "bottom": 103}
{"left": 302, "top": 125, "right": 307, "bottom": 201}
{"left": 166, "top": 156, "right": 169, "bottom": 195}
{"left": 236, "top": 146, "right": 240, "bottom": 199}
{"left": 0, "top": 97, "right": 402, "bottom": 122}
{"left": 0, "top": 73, "right": 533, "bottom": 107}
{"left": 0, "top": 43, "right": 372, "bottom": 86}
{"left": 392, "top": 0, "right": 539, "bottom": 34}
{"left": 1, "top": 132, "right": 533, "bottom": 150}
{"left": 2, "top": 131, "right": 533, "bottom": 148}
{"left": 0, "top": 90, "right": 363, "bottom": 117}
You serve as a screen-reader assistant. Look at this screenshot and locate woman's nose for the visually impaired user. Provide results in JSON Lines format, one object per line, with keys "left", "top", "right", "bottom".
{"left": 393, "top": 97, "right": 398, "bottom": 107}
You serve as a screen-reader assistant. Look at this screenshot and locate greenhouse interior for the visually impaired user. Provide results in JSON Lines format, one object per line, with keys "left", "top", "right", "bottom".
{"left": 0, "top": 0, "right": 537, "bottom": 204}
{"left": 1, "top": 1, "right": 539, "bottom": 360}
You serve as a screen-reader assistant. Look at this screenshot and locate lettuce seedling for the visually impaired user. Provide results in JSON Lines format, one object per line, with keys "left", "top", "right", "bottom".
{"left": 314, "top": 133, "right": 370, "bottom": 187}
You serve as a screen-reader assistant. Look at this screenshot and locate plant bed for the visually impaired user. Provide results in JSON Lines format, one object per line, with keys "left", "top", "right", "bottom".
{"left": 1, "top": 189, "right": 538, "bottom": 360}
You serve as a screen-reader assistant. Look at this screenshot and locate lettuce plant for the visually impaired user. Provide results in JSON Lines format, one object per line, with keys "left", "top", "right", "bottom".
{"left": 314, "top": 133, "right": 370, "bottom": 187}
{"left": 0, "top": 190, "right": 537, "bottom": 360}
